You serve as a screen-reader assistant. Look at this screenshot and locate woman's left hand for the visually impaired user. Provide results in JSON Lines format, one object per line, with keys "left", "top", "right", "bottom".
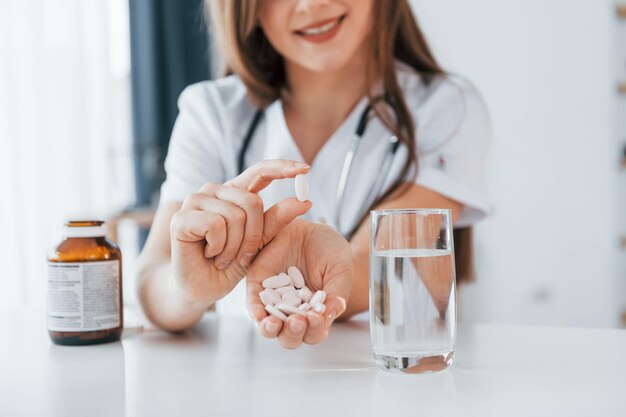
{"left": 246, "top": 219, "right": 354, "bottom": 349}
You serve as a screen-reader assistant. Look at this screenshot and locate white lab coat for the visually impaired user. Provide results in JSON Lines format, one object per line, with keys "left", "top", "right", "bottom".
{"left": 160, "top": 61, "right": 491, "bottom": 315}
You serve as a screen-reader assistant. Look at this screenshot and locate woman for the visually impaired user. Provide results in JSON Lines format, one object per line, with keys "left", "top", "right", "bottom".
{"left": 135, "top": 0, "right": 490, "bottom": 349}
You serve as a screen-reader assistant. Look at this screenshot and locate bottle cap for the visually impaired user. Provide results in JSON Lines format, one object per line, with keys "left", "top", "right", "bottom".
{"left": 62, "top": 220, "right": 107, "bottom": 238}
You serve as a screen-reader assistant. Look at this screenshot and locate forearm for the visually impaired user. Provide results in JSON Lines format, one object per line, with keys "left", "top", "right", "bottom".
{"left": 136, "top": 260, "right": 212, "bottom": 332}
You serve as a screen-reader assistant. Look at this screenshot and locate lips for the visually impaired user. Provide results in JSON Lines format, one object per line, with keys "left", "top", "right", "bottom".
{"left": 294, "top": 14, "right": 346, "bottom": 43}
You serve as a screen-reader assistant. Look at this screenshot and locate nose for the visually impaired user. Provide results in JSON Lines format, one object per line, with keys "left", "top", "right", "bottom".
{"left": 296, "top": 0, "right": 332, "bottom": 13}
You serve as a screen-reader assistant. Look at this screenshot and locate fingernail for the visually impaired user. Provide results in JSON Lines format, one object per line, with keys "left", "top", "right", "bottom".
{"left": 265, "top": 321, "right": 279, "bottom": 333}
{"left": 289, "top": 319, "right": 305, "bottom": 333}
{"left": 327, "top": 310, "right": 337, "bottom": 327}
{"left": 217, "top": 260, "right": 230, "bottom": 270}
{"left": 308, "top": 313, "right": 321, "bottom": 328}
{"left": 295, "top": 162, "right": 310, "bottom": 169}
{"left": 239, "top": 252, "right": 254, "bottom": 267}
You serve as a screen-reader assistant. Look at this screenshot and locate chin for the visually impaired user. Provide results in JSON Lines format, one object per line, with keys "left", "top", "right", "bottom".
{"left": 295, "top": 53, "right": 356, "bottom": 74}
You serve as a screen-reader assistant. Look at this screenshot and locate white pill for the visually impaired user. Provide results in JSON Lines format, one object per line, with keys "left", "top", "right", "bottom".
{"left": 298, "top": 303, "right": 311, "bottom": 311}
{"left": 262, "top": 273, "right": 292, "bottom": 289}
{"left": 259, "top": 289, "right": 281, "bottom": 306}
{"left": 298, "top": 287, "right": 313, "bottom": 302}
{"left": 294, "top": 174, "right": 309, "bottom": 202}
{"left": 282, "top": 295, "right": 302, "bottom": 307}
{"left": 312, "top": 303, "right": 326, "bottom": 313}
{"left": 287, "top": 266, "right": 305, "bottom": 289}
{"left": 310, "top": 290, "right": 326, "bottom": 305}
{"left": 275, "top": 285, "right": 296, "bottom": 296}
{"left": 265, "top": 305, "right": 287, "bottom": 321}
{"left": 276, "top": 303, "right": 307, "bottom": 317}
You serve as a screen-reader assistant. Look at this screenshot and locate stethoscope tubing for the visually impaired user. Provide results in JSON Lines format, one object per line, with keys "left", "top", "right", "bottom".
{"left": 237, "top": 100, "right": 400, "bottom": 240}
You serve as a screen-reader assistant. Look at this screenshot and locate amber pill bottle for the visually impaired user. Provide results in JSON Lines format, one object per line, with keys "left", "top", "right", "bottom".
{"left": 47, "top": 221, "right": 123, "bottom": 345}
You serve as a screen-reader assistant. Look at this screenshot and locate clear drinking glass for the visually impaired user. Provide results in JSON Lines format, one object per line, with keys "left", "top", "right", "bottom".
{"left": 369, "top": 209, "right": 456, "bottom": 374}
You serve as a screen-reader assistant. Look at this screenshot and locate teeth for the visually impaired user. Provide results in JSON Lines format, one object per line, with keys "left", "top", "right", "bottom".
{"left": 301, "top": 19, "right": 339, "bottom": 36}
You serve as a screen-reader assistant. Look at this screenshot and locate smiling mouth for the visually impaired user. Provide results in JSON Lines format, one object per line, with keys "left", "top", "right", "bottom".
{"left": 295, "top": 14, "right": 346, "bottom": 37}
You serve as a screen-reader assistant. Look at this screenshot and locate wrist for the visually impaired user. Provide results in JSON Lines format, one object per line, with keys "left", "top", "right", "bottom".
{"left": 137, "top": 262, "right": 210, "bottom": 331}
{"left": 169, "top": 273, "right": 216, "bottom": 311}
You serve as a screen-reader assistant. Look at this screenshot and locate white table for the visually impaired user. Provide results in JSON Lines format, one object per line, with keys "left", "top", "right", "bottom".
{"left": 2, "top": 309, "right": 625, "bottom": 417}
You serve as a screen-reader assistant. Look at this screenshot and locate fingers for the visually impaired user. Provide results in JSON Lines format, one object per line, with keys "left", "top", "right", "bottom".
{"left": 300, "top": 234, "right": 351, "bottom": 345}
{"left": 226, "top": 159, "right": 310, "bottom": 193}
{"left": 250, "top": 303, "right": 341, "bottom": 348}
{"left": 248, "top": 288, "right": 340, "bottom": 348}
{"left": 204, "top": 218, "right": 227, "bottom": 258}
{"left": 301, "top": 295, "right": 346, "bottom": 345}
{"left": 170, "top": 209, "right": 227, "bottom": 258}
{"left": 255, "top": 311, "right": 319, "bottom": 349}
{"left": 182, "top": 192, "right": 248, "bottom": 269}
{"left": 246, "top": 274, "right": 267, "bottom": 322}
{"left": 322, "top": 293, "right": 347, "bottom": 327}
{"left": 195, "top": 185, "right": 264, "bottom": 268}
{"left": 315, "top": 230, "right": 353, "bottom": 321}
{"left": 203, "top": 200, "right": 245, "bottom": 269}
{"left": 302, "top": 312, "right": 327, "bottom": 345}
{"left": 247, "top": 274, "right": 307, "bottom": 349}
{"left": 193, "top": 160, "right": 312, "bottom": 265}
{"left": 277, "top": 315, "right": 308, "bottom": 349}
{"left": 262, "top": 198, "right": 312, "bottom": 244}
{"left": 259, "top": 316, "right": 283, "bottom": 339}
{"left": 248, "top": 270, "right": 326, "bottom": 348}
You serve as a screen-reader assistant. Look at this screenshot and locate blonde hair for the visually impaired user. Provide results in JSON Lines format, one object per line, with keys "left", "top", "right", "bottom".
{"left": 207, "top": 0, "right": 474, "bottom": 283}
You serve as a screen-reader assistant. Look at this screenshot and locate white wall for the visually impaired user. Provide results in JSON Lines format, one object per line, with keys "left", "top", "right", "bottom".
{"left": 410, "top": 0, "right": 622, "bottom": 327}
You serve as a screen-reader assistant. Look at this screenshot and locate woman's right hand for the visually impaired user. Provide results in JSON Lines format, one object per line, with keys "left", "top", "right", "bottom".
{"left": 169, "top": 160, "right": 312, "bottom": 305}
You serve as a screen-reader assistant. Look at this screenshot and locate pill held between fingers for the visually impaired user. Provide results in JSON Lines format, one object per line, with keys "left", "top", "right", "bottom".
{"left": 298, "top": 287, "right": 313, "bottom": 302}
{"left": 298, "top": 303, "right": 311, "bottom": 311}
{"left": 310, "top": 290, "right": 326, "bottom": 305}
{"left": 312, "top": 303, "right": 326, "bottom": 313}
{"left": 265, "top": 305, "right": 288, "bottom": 321}
{"left": 287, "top": 266, "right": 305, "bottom": 289}
{"left": 276, "top": 303, "right": 307, "bottom": 317}
{"left": 294, "top": 174, "right": 309, "bottom": 202}
{"left": 262, "top": 273, "right": 292, "bottom": 289}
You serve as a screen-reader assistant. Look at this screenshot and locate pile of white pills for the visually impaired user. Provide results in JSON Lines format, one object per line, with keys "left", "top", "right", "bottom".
{"left": 258, "top": 172, "right": 317, "bottom": 322}
{"left": 260, "top": 265, "right": 326, "bottom": 321}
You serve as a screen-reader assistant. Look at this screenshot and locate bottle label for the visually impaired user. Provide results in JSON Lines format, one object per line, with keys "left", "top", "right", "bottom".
{"left": 47, "top": 260, "right": 121, "bottom": 332}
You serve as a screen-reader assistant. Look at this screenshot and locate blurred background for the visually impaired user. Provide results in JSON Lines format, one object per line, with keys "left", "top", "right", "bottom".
{"left": 1, "top": 0, "right": 625, "bottom": 329}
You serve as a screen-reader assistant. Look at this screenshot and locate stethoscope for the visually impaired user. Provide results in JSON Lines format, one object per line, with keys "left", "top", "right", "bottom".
{"left": 237, "top": 100, "right": 401, "bottom": 240}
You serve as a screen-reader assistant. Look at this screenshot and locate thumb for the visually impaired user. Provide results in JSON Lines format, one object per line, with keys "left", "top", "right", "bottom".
{"left": 262, "top": 198, "right": 312, "bottom": 245}
{"left": 323, "top": 293, "right": 348, "bottom": 328}
{"left": 318, "top": 262, "right": 353, "bottom": 326}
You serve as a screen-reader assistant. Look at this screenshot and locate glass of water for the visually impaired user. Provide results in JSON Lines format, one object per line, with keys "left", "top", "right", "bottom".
{"left": 369, "top": 209, "right": 456, "bottom": 374}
